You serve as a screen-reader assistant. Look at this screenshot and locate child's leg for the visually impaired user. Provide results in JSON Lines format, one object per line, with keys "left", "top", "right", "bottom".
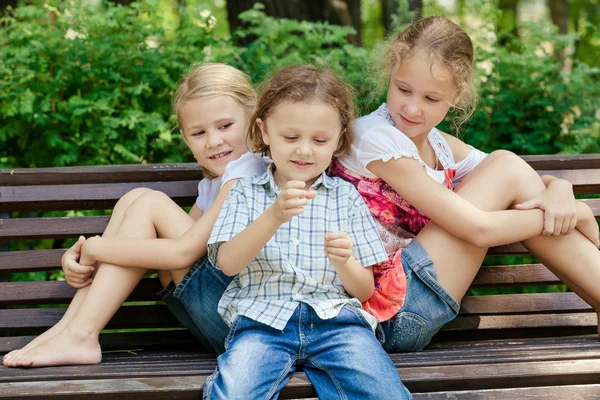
{"left": 3, "top": 188, "right": 152, "bottom": 365}
{"left": 6, "top": 190, "right": 195, "bottom": 367}
{"left": 303, "top": 306, "right": 410, "bottom": 399}
{"left": 203, "top": 316, "right": 297, "bottom": 399}
{"left": 415, "top": 151, "right": 600, "bottom": 327}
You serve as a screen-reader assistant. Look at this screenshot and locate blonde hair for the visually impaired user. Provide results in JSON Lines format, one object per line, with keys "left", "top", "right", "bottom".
{"left": 173, "top": 62, "right": 256, "bottom": 178}
{"left": 380, "top": 16, "right": 478, "bottom": 131}
{"left": 247, "top": 65, "right": 355, "bottom": 159}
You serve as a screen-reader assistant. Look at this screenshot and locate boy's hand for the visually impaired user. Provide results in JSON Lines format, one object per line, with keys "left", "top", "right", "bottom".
{"left": 61, "top": 236, "right": 95, "bottom": 288}
{"left": 271, "top": 181, "right": 317, "bottom": 224}
{"left": 325, "top": 231, "right": 353, "bottom": 269}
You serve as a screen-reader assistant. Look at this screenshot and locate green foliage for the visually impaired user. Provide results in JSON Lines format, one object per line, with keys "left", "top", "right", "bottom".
{"left": 1, "top": 0, "right": 598, "bottom": 168}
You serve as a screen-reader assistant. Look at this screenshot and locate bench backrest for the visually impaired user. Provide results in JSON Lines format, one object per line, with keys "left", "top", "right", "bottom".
{"left": 1, "top": 155, "right": 599, "bottom": 352}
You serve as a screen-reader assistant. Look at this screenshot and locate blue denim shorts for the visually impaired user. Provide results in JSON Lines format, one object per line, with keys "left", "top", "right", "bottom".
{"left": 378, "top": 239, "right": 460, "bottom": 353}
{"left": 157, "top": 256, "right": 233, "bottom": 354}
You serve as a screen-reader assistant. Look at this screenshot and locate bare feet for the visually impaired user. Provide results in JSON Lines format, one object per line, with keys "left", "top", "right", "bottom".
{"left": 2, "top": 321, "right": 69, "bottom": 366}
{"left": 3, "top": 326, "right": 102, "bottom": 368}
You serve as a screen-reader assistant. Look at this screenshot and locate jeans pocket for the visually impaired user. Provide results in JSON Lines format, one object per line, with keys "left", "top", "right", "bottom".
{"left": 385, "top": 311, "right": 428, "bottom": 352}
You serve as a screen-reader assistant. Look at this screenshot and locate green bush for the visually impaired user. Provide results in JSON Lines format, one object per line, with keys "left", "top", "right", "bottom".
{"left": 1, "top": 0, "right": 599, "bottom": 170}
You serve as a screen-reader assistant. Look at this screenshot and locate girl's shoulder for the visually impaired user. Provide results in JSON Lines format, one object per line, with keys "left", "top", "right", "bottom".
{"left": 222, "top": 152, "right": 272, "bottom": 187}
{"left": 433, "top": 129, "right": 472, "bottom": 163}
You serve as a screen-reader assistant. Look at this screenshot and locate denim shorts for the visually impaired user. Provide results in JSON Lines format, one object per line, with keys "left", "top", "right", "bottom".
{"left": 378, "top": 239, "right": 460, "bottom": 353}
{"left": 157, "top": 256, "right": 233, "bottom": 354}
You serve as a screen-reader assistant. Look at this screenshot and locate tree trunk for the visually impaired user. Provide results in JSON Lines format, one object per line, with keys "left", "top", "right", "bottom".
{"left": 381, "top": 0, "right": 422, "bottom": 36}
{"left": 548, "top": 0, "right": 568, "bottom": 34}
{"left": 226, "top": 0, "right": 361, "bottom": 44}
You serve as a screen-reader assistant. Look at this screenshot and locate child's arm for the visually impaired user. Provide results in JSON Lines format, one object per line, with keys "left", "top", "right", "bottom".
{"left": 368, "top": 157, "right": 561, "bottom": 248}
{"left": 80, "top": 181, "right": 237, "bottom": 269}
{"left": 216, "top": 181, "right": 317, "bottom": 276}
{"left": 324, "top": 232, "right": 374, "bottom": 302}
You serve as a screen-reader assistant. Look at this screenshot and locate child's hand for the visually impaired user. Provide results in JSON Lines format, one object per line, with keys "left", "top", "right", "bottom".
{"left": 324, "top": 231, "right": 353, "bottom": 269}
{"left": 515, "top": 179, "right": 577, "bottom": 236}
{"left": 271, "top": 181, "right": 317, "bottom": 224}
{"left": 61, "top": 236, "right": 95, "bottom": 289}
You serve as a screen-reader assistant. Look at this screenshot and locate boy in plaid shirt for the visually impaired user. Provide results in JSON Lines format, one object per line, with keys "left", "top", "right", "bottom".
{"left": 203, "top": 65, "right": 410, "bottom": 399}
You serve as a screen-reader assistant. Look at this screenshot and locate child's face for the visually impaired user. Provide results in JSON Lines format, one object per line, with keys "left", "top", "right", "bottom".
{"left": 179, "top": 95, "right": 249, "bottom": 177}
{"left": 386, "top": 51, "right": 456, "bottom": 139}
{"left": 258, "top": 100, "right": 341, "bottom": 188}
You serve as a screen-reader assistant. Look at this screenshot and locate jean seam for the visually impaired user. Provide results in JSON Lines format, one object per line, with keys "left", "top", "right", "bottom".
{"left": 346, "top": 307, "right": 375, "bottom": 332}
{"left": 306, "top": 355, "right": 347, "bottom": 400}
{"left": 266, "top": 355, "right": 298, "bottom": 400}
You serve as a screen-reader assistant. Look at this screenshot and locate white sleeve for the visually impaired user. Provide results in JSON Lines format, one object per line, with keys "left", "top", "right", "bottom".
{"left": 349, "top": 116, "right": 422, "bottom": 177}
{"left": 453, "top": 146, "right": 488, "bottom": 183}
{"left": 221, "top": 152, "right": 271, "bottom": 187}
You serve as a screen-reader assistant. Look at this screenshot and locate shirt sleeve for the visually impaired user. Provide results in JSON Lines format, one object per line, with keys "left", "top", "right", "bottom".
{"left": 453, "top": 146, "right": 488, "bottom": 184}
{"left": 221, "top": 153, "right": 271, "bottom": 187}
{"left": 352, "top": 116, "right": 423, "bottom": 174}
{"left": 345, "top": 185, "right": 388, "bottom": 268}
{"left": 207, "top": 180, "right": 251, "bottom": 267}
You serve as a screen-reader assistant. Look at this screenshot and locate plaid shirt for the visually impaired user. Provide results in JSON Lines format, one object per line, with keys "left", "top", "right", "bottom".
{"left": 208, "top": 166, "right": 387, "bottom": 331}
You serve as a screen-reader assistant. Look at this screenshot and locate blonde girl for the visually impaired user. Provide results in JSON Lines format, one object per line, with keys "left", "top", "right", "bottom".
{"left": 203, "top": 65, "right": 410, "bottom": 399}
{"left": 4, "top": 63, "right": 269, "bottom": 367}
{"left": 330, "top": 16, "right": 600, "bottom": 352}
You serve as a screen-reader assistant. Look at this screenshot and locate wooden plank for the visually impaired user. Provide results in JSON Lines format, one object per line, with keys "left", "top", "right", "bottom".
{"left": 0, "top": 181, "right": 197, "bottom": 213}
{"left": 459, "top": 292, "right": 591, "bottom": 314}
{"left": 535, "top": 169, "right": 600, "bottom": 194}
{"left": 0, "top": 163, "right": 202, "bottom": 186}
{"left": 0, "top": 216, "right": 110, "bottom": 241}
{"left": 0, "top": 331, "right": 198, "bottom": 354}
{"left": 413, "top": 384, "right": 600, "bottom": 399}
{"left": 522, "top": 153, "right": 600, "bottom": 170}
{"left": 444, "top": 312, "right": 597, "bottom": 331}
{"left": 471, "top": 264, "right": 560, "bottom": 286}
{"left": 1, "top": 357, "right": 599, "bottom": 398}
{"left": 0, "top": 305, "right": 180, "bottom": 331}
{"left": 0, "top": 279, "right": 163, "bottom": 305}
{"left": 0, "top": 249, "right": 63, "bottom": 272}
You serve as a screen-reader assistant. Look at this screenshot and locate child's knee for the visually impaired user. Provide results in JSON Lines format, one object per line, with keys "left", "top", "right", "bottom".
{"left": 115, "top": 188, "right": 154, "bottom": 212}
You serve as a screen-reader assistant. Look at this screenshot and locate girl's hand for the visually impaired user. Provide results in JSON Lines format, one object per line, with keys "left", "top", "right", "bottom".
{"left": 271, "top": 181, "right": 317, "bottom": 224}
{"left": 61, "top": 236, "right": 95, "bottom": 288}
{"left": 325, "top": 231, "right": 353, "bottom": 269}
{"left": 515, "top": 179, "right": 576, "bottom": 236}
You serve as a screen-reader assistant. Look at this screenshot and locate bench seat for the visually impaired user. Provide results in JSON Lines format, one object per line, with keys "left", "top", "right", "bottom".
{"left": 1, "top": 154, "right": 599, "bottom": 399}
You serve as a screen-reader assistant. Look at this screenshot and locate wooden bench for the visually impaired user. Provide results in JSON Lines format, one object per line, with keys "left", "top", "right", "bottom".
{"left": 1, "top": 154, "right": 599, "bottom": 399}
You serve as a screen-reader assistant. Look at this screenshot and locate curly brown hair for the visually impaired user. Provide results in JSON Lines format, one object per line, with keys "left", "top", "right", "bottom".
{"left": 247, "top": 65, "right": 355, "bottom": 159}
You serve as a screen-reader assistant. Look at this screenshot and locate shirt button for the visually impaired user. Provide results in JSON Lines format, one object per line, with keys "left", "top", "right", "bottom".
{"left": 292, "top": 238, "right": 300, "bottom": 246}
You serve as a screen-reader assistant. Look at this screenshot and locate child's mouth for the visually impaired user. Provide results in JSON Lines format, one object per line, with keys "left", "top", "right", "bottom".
{"left": 210, "top": 151, "right": 232, "bottom": 161}
{"left": 400, "top": 114, "right": 420, "bottom": 126}
{"left": 291, "top": 161, "right": 313, "bottom": 170}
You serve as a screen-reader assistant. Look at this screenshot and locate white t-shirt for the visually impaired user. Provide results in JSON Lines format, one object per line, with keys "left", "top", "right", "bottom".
{"left": 195, "top": 152, "right": 272, "bottom": 212}
{"left": 340, "top": 103, "right": 487, "bottom": 186}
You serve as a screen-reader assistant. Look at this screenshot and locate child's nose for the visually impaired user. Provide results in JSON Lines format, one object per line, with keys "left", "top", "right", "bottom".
{"left": 206, "top": 131, "right": 223, "bottom": 147}
{"left": 296, "top": 141, "right": 312, "bottom": 156}
{"left": 405, "top": 102, "right": 423, "bottom": 117}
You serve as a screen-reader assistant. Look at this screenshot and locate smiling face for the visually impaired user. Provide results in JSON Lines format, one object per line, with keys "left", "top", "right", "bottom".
{"left": 179, "top": 95, "right": 249, "bottom": 178}
{"left": 386, "top": 51, "right": 457, "bottom": 140}
{"left": 258, "top": 100, "right": 342, "bottom": 188}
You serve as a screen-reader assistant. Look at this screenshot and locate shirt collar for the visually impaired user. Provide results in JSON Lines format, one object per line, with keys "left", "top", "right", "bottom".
{"left": 251, "top": 163, "right": 337, "bottom": 194}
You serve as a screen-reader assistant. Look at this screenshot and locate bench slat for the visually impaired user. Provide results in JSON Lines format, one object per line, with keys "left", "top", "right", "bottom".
{"left": 0, "top": 306, "right": 180, "bottom": 331}
{"left": 1, "top": 154, "right": 597, "bottom": 187}
{"left": 471, "top": 264, "right": 559, "bottom": 286}
{"left": 445, "top": 311, "right": 596, "bottom": 331}
{"left": 0, "top": 279, "right": 163, "bottom": 305}
{"left": 413, "top": 384, "right": 600, "bottom": 400}
{"left": 0, "top": 182, "right": 197, "bottom": 213}
{"left": 459, "top": 292, "right": 591, "bottom": 314}
{"left": 3, "top": 199, "right": 597, "bottom": 243}
{"left": 0, "top": 163, "right": 203, "bottom": 186}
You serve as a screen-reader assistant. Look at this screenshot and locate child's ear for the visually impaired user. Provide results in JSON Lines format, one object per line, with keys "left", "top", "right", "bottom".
{"left": 257, "top": 118, "right": 270, "bottom": 146}
{"left": 180, "top": 128, "right": 189, "bottom": 145}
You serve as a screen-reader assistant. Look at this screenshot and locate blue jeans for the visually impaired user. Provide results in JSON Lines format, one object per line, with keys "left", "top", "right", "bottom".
{"left": 158, "top": 257, "right": 233, "bottom": 354}
{"left": 378, "top": 239, "right": 461, "bottom": 352}
{"left": 203, "top": 304, "right": 411, "bottom": 400}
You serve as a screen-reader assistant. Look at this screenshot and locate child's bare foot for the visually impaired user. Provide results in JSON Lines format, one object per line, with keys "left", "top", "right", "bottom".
{"left": 4, "top": 326, "right": 102, "bottom": 368}
{"left": 2, "top": 322, "right": 68, "bottom": 366}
